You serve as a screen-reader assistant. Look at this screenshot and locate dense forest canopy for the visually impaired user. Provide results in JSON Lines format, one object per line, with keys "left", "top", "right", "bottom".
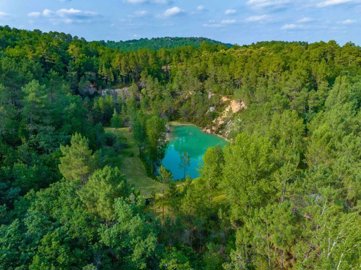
{"left": 103, "top": 37, "right": 231, "bottom": 51}
{"left": 0, "top": 25, "right": 361, "bottom": 269}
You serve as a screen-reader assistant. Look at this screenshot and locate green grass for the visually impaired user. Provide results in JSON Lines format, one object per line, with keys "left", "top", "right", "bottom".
{"left": 105, "top": 128, "right": 166, "bottom": 197}
{"left": 168, "top": 121, "right": 196, "bottom": 126}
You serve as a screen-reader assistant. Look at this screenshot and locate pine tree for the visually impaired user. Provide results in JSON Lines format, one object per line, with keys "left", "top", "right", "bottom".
{"left": 79, "top": 166, "right": 130, "bottom": 221}
{"left": 59, "top": 133, "right": 95, "bottom": 183}
{"left": 111, "top": 109, "right": 122, "bottom": 128}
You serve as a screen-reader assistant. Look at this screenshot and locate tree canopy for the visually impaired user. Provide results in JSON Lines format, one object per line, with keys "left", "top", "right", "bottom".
{"left": 0, "top": 26, "right": 360, "bottom": 269}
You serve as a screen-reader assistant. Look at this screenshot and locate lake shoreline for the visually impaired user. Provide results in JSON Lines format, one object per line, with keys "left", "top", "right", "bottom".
{"left": 162, "top": 124, "right": 227, "bottom": 180}
{"left": 167, "top": 121, "right": 230, "bottom": 142}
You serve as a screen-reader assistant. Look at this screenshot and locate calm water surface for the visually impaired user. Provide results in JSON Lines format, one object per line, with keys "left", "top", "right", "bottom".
{"left": 161, "top": 125, "right": 227, "bottom": 180}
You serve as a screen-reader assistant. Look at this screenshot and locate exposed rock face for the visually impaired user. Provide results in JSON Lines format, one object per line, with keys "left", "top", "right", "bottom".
{"left": 206, "top": 97, "right": 246, "bottom": 137}
{"left": 79, "top": 84, "right": 97, "bottom": 96}
{"left": 230, "top": 100, "right": 246, "bottom": 113}
{"left": 221, "top": 96, "right": 230, "bottom": 102}
{"left": 203, "top": 128, "right": 212, "bottom": 134}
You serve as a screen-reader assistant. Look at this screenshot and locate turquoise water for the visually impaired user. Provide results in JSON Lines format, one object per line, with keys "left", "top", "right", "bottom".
{"left": 161, "top": 125, "right": 227, "bottom": 180}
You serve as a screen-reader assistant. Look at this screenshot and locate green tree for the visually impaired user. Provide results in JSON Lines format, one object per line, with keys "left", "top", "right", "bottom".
{"left": 179, "top": 151, "right": 190, "bottom": 179}
{"left": 294, "top": 188, "right": 361, "bottom": 270}
{"left": 0, "top": 84, "right": 18, "bottom": 145}
{"left": 131, "top": 112, "right": 146, "bottom": 146}
{"left": 111, "top": 109, "right": 122, "bottom": 128}
{"left": 158, "top": 166, "right": 172, "bottom": 222}
{"left": 21, "top": 80, "right": 51, "bottom": 148}
{"left": 0, "top": 219, "right": 24, "bottom": 268}
{"left": 227, "top": 202, "right": 299, "bottom": 269}
{"left": 145, "top": 115, "right": 166, "bottom": 174}
{"left": 59, "top": 133, "right": 96, "bottom": 183}
{"left": 99, "top": 199, "right": 157, "bottom": 270}
{"left": 223, "top": 133, "right": 275, "bottom": 224}
{"left": 78, "top": 166, "right": 131, "bottom": 221}
{"left": 160, "top": 248, "right": 194, "bottom": 270}
{"left": 201, "top": 146, "right": 224, "bottom": 191}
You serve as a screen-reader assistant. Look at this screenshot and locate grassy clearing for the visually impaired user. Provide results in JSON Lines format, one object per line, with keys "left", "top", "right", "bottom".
{"left": 168, "top": 121, "right": 196, "bottom": 127}
{"left": 105, "top": 128, "right": 166, "bottom": 197}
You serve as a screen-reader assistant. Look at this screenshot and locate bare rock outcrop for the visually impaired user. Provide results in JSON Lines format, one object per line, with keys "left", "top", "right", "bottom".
{"left": 205, "top": 96, "right": 246, "bottom": 137}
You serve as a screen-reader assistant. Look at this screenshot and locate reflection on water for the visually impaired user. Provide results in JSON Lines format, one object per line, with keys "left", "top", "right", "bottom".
{"left": 161, "top": 125, "right": 227, "bottom": 180}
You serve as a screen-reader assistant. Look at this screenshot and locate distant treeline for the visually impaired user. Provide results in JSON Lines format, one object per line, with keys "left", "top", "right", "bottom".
{"left": 103, "top": 37, "right": 231, "bottom": 51}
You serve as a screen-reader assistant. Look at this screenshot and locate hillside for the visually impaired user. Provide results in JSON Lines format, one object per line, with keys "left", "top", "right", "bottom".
{"left": 0, "top": 26, "right": 360, "bottom": 269}
{"left": 104, "top": 36, "right": 231, "bottom": 51}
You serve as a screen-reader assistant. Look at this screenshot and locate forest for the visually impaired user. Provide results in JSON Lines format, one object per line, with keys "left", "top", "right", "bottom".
{"left": 0, "top": 25, "right": 361, "bottom": 269}
{"left": 104, "top": 37, "right": 229, "bottom": 52}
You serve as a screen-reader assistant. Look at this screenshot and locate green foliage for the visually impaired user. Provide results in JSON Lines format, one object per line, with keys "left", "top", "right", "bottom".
{"left": 201, "top": 146, "right": 224, "bottom": 190}
{"left": 1, "top": 26, "right": 361, "bottom": 270}
{"left": 79, "top": 166, "right": 131, "bottom": 221}
{"left": 131, "top": 112, "right": 146, "bottom": 144}
{"left": 105, "top": 37, "right": 229, "bottom": 51}
{"left": 111, "top": 109, "right": 123, "bottom": 128}
{"left": 93, "top": 95, "right": 115, "bottom": 125}
{"left": 99, "top": 199, "right": 158, "bottom": 269}
{"left": 223, "top": 133, "right": 275, "bottom": 223}
{"left": 145, "top": 115, "right": 166, "bottom": 174}
{"left": 179, "top": 152, "right": 190, "bottom": 179}
{"left": 130, "top": 113, "right": 167, "bottom": 175}
{"left": 160, "top": 248, "right": 194, "bottom": 270}
{"left": 0, "top": 84, "right": 18, "bottom": 145}
{"left": 292, "top": 189, "right": 361, "bottom": 270}
{"left": 0, "top": 219, "right": 23, "bottom": 268}
{"left": 59, "top": 133, "right": 96, "bottom": 183}
{"left": 158, "top": 166, "right": 173, "bottom": 184}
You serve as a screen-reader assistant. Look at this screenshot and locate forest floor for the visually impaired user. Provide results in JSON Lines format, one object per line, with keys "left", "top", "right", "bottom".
{"left": 105, "top": 128, "right": 166, "bottom": 197}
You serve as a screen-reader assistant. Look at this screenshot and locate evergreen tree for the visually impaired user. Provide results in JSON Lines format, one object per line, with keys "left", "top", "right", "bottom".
{"left": 59, "top": 133, "right": 96, "bottom": 183}
{"left": 79, "top": 166, "right": 131, "bottom": 221}
{"left": 111, "top": 109, "right": 122, "bottom": 128}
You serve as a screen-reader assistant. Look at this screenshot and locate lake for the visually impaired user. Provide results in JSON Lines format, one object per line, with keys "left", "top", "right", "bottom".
{"left": 161, "top": 125, "right": 227, "bottom": 180}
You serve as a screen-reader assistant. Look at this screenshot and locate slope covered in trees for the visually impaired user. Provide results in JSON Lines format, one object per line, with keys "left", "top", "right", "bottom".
{"left": 104, "top": 37, "right": 230, "bottom": 51}
{"left": 0, "top": 26, "right": 361, "bottom": 269}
